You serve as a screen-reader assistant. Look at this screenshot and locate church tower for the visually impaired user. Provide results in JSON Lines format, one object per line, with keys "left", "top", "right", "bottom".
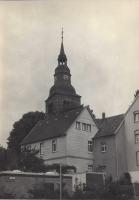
{"left": 45, "top": 30, "right": 81, "bottom": 115}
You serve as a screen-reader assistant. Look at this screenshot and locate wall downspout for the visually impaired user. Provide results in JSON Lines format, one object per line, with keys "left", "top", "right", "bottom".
{"left": 115, "top": 135, "right": 119, "bottom": 179}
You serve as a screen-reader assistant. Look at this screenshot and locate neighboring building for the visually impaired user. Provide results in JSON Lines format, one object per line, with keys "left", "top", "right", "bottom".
{"left": 93, "top": 92, "right": 139, "bottom": 180}
{"left": 124, "top": 91, "right": 139, "bottom": 173}
{"left": 21, "top": 35, "right": 98, "bottom": 173}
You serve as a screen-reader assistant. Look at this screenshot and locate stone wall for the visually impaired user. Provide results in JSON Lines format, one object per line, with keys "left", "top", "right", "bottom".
{"left": 0, "top": 171, "right": 72, "bottom": 198}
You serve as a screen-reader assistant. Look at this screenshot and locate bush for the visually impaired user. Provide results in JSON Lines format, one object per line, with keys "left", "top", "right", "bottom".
{"left": 72, "top": 174, "right": 134, "bottom": 200}
{"left": 28, "top": 182, "right": 70, "bottom": 199}
{"left": 0, "top": 186, "right": 15, "bottom": 199}
{"left": 101, "top": 180, "right": 134, "bottom": 199}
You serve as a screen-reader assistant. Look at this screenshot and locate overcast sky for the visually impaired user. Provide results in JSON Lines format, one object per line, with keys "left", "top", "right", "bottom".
{"left": 0, "top": 0, "right": 139, "bottom": 147}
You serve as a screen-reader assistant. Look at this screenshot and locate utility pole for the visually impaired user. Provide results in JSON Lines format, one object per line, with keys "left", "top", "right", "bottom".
{"left": 60, "top": 163, "right": 62, "bottom": 200}
{"left": 133, "top": 182, "right": 136, "bottom": 200}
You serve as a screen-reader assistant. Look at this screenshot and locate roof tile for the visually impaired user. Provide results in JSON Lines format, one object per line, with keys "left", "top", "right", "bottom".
{"left": 21, "top": 106, "right": 83, "bottom": 145}
{"left": 94, "top": 114, "right": 124, "bottom": 138}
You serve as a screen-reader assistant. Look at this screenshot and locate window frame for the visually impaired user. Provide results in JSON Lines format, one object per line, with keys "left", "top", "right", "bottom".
{"left": 82, "top": 123, "right": 91, "bottom": 132}
{"left": 88, "top": 140, "right": 93, "bottom": 152}
{"left": 101, "top": 142, "right": 107, "bottom": 153}
{"left": 25, "top": 144, "right": 31, "bottom": 152}
{"left": 76, "top": 121, "right": 81, "bottom": 130}
{"left": 52, "top": 139, "right": 57, "bottom": 153}
{"left": 88, "top": 165, "right": 93, "bottom": 172}
{"left": 134, "top": 111, "right": 139, "bottom": 123}
{"left": 135, "top": 130, "right": 139, "bottom": 143}
{"left": 136, "top": 151, "right": 139, "bottom": 166}
{"left": 40, "top": 142, "right": 44, "bottom": 155}
{"left": 82, "top": 123, "right": 86, "bottom": 131}
{"left": 87, "top": 124, "right": 91, "bottom": 132}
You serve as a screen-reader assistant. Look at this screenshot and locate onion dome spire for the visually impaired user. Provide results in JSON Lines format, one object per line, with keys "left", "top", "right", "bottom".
{"left": 58, "top": 28, "right": 67, "bottom": 65}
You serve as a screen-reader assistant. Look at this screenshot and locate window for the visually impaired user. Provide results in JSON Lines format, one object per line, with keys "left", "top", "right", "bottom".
{"left": 25, "top": 145, "right": 31, "bottom": 152}
{"left": 136, "top": 151, "right": 139, "bottom": 166}
{"left": 76, "top": 121, "right": 81, "bottom": 130}
{"left": 82, "top": 123, "right": 91, "bottom": 132}
{"left": 87, "top": 124, "right": 91, "bottom": 132}
{"left": 134, "top": 111, "right": 139, "bottom": 123}
{"left": 101, "top": 142, "right": 107, "bottom": 153}
{"left": 40, "top": 142, "right": 44, "bottom": 155}
{"left": 97, "top": 165, "right": 106, "bottom": 172}
{"left": 82, "top": 123, "right": 86, "bottom": 131}
{"left": 88, "top": 140, "right": 93, "bottom": 152}
{"left": 21, "top": 145, "right": 25, "bottom": 152}
{"left": 135, "top": 130, "right": 139, "bottom": 143}
{"left": 52, "top": 139, "right": 57, "bottom": 152}
{"left": 88, "top": 165, "right": 93, "bottom": 172}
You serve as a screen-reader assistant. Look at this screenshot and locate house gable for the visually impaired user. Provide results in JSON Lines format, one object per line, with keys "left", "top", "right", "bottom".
{"left": 124, "top": 94, "right": 139, "bottom": 171}
{"left": 21, "top": 106, "right": 83, "bottom": 145}
{"left": 66, "top": 107, "right": 98, "bottom": 159}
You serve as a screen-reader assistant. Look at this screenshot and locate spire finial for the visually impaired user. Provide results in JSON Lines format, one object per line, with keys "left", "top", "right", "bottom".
{"left": 61, "top": 27, "right": 64, "bottom": 42}
{"left": 58, "top": 28, "right": 67, "bottom": 65}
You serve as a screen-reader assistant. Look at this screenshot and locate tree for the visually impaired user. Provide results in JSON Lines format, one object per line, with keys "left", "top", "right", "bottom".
{"left": 18, "top": 150, "right": 47, "bottom": 172}
{"left": 7, "top": 111, "right": 45, "bottom": 155}
{"left": 0, "top": 145, "right": 7, "bottom": 171}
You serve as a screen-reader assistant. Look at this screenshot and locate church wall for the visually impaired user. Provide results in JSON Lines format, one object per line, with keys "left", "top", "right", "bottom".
{"left": 46, "top": 94, "right": 80, "bottom": 114}
{"left": 124, "top": 95, "right": 139, "bottom": 172}
{"left": 66, "top": 108, "right": 98, "bottom": 172}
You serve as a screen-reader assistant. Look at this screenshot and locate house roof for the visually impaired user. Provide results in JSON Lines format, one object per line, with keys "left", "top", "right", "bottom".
{"left": 21, "top": 106, "right": 84, "bottom": 145}
{"left": 124, "top": 92, "right": 139, "bottom": 117}
{"left": 94, "top": 114, "right": 124, "bottom": 138}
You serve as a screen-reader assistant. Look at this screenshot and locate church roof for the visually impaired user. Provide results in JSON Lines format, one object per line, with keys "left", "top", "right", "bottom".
{"left": 49, "top": 82, "right": 77, "bottom": 97}
{"left": 21, "top": 106, "right": 84, "bottom": 145}
{"left": 94, "top": 114, "right": 124, "bottom": 138}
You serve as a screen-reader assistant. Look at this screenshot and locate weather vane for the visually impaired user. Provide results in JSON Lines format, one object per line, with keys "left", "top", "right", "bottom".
{"left": 61, "top": 28, "right": 64, "bottom": 41}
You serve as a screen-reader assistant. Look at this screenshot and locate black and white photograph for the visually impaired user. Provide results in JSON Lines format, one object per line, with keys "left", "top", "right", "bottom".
{"left": 0, "top": 0, "right": 139, "bottom": 199}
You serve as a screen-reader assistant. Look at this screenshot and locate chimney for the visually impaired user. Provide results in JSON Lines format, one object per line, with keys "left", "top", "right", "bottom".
{"left": 102, "top": 112, "right": 106, "bottom": 120}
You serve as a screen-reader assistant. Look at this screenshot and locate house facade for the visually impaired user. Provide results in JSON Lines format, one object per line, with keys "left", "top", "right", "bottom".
{"left": 124, "top": 92, "right": 139, "bottom": 173}
{"left": 93, "top": 92, "right": 139, "bottom": 180}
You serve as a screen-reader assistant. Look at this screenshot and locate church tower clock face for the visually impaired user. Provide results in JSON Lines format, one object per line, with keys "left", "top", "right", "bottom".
{"left": 63, "top": 75, "right": 69, "bottom": 80}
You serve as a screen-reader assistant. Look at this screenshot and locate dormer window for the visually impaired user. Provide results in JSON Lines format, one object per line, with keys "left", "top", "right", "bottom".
{"left": 134, "top": 111, "right": 139, "bottom": 123}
